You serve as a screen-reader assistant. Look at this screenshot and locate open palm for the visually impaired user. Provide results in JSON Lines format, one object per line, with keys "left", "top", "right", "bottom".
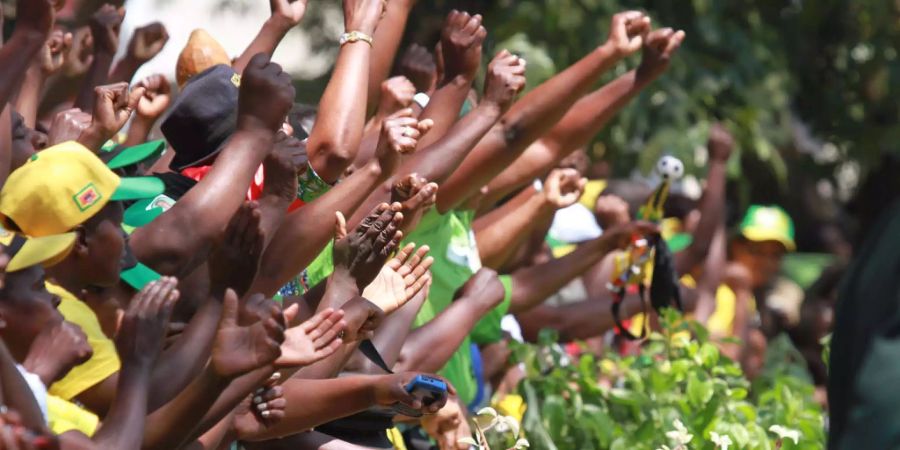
{"left": 276, "top": 307, "right": 346, "bottom": 368}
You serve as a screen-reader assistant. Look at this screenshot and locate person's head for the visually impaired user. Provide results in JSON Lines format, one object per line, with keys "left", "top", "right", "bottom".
{"left": 0, "top": 232, "right": 77, "bottom": 359}
{"left": 730, "top": 205, "right": 796, "bottom": 289}
{"left": 0, "top": 142, "right": 163, "bottom": 288}
{"left": 10, "top": 111, "right": 48, "bottom": 171}
{"left": 161, "top": 64, "right": 240, "bottom": 171}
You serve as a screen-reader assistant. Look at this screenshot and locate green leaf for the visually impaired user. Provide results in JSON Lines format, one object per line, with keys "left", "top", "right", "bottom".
{"left": 687, "top": 372, "right": 714, "bottom": 407}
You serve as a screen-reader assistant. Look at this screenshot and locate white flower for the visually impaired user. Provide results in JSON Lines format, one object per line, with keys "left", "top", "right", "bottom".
{"left": 457, "top": 436, "right": 480, "bottom": 449}
{"left": 474, "top": 407, "right": 499, "bottom": 431}
{"left": 710, "top": 431, "right": 732, "bottom": 450}
{"left": 665, "top": 419, "right": 694, "bottom": 446}
{"left": 769, "top": 425, "right": 801, "bottom": 444}
{"left": 495, "top": 416, "right": 521, "bottom": 437}
{"left": 656, "top": 446, "right": 672, "bottom": 450}
{"left": 514, "top": 438, "right": 530, "bottom": 449}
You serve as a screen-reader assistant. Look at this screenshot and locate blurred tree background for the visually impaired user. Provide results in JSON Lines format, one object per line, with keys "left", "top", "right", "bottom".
{"left": 391, "top": 0, "right": 898, "bottom": 253}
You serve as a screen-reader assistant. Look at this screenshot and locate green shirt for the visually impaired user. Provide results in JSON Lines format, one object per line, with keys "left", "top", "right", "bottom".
{"left": 405, "top": 209, "right": 511, "bottom": 405}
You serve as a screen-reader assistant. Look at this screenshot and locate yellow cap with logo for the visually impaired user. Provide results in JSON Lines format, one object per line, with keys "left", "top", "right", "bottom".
{"left": 0, "top": 228, "right": 77, "bottom": 272}
{"left": 0, "top": 142, "right": 164, "bottom": 237}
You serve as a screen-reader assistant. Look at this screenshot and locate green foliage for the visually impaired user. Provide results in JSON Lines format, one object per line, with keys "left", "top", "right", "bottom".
{"left": 508, "top": 309, "right": 825, "bottom": 450}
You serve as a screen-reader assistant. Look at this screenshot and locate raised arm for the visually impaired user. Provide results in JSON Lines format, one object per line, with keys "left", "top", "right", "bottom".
{"left": 108, "top": 22, "right": 169, "bottom": 84}
{"left": 675, "top": 123, "right": 732, "bottom": 275}
{"left": 395, "top": 269, "right": 505, "bottom": 373}
{"left": 507, "top": 221, "right": 658, "bottom": 314}
{"left": 483, "top": 27, "right": 686, "bottom": 208}
{"left": 306, "top": 0, "right": 385, "bottom": 183}
{"left": 123, "top": 74, "right": 172, "bottom": 147}
{"left": 475, "top": 169, "right": 585, "bottom": 269}
{"left": 73, "top": 5, "right": 124, "bottom": 112}
{"left": 0, "top": 0, "right": 57, "bottom": 111}
{"left": 91, "top": 278, "right": 178, "bottom": 450}
{"left": 436, "top": 11, "right": 651, "bottom": 212}
{"left": 131, "top": 53, "right": 294, "bottom": 277}
{"left": 233, "top": 0, "right": 307, "bottom": 74}
{"left": 15, "top": 30, "right": 71, "bottom": 128}
{"left": 413, "top": 11, "right": 485, "bottom": 149}
{"left": 366, "top": 0, "right": 417, "bottom": 114}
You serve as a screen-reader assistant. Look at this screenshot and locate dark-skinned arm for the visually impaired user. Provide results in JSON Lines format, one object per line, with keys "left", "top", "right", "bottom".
{"left": 516, "top": 293, "right": 643, "bottom": 342}
{"left": 90, "top": 278, "right": 179, "bottom": 450}
{"left": 15, "top": 30, "right": 71, "bottom": 128}
{"left": 508, "top": 222, "right": 656, "bottom": 314}
{"left": 395, "top": 269, "right": 504, "bottom": 373}
{"left": 436, "top": 12, "right": 653, "bottom": 213}
{"left": 233, "top": 0, "right": 306, "bottom": 74}
{"left": 674, "top": 124, "right": 732, "bottom": 276}
{"left": 240, "top": 372, "right": 440, "bottom": 441}
{"left": 413, "top": 11, "right": 485, "bottom": 149}
{"left": 131, "top": 54, "right": 295, "bottom": 277}
{"left": 0, "top": 340, "right": 47, "bottom": 432}
{"left": 73, "top": 6, "right": 123, "bottom": 112}
{"left": 108, "top": 22, "right": 169, "bottom": 84}
{"left": 306, "top": 0, "right": 384, "bottom": 183}
{"left": 366, "top": 0, "right": 416, "bottom": 116}
{"left": 0, "top": 0, "right": 56, "bottom": 114}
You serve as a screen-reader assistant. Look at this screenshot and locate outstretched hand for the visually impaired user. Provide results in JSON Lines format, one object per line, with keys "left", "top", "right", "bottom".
{"left": 275, "top": 306, "right": 346, "bottom": 368}
{"left": 363, "top": 243, "right": 433, "bottom": 314}
{"left": 116, "top": 277, "right": 180, "bottom": 368}
{"left": 438, "top": 10, "right": 487, "bottom": 82}
{"left": 374, "top": 372, "right": 455, "bottom": 414}
{"left": 233, "top": 373, "right": 287, "bottom": 438}
{"left": 333, "top": 203, "right": 405, "bottom": 290}
{"left": 212, "top": 289, "right": 285, "bottom": 378}
{"left": 209, "top": 201, "right": 265, "bottom": 298}
{"left": 636, "top": 27, "right": 685, "bottom": 82}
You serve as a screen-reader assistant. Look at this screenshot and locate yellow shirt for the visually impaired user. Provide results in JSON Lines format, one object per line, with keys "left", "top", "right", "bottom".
{"left": 47, "top": 395, "right": 99, "bottom": 436}
{"left": 46, "top": 283, "right": 120, "bottom": 401}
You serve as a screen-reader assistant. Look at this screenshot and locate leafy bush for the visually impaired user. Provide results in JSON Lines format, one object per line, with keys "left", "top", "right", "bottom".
{"left": 504, "top": 309, "right": 825, "bottom": 450}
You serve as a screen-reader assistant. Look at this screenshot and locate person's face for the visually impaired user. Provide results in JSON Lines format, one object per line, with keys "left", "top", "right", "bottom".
{"left": 0, "top": 266, "right": 64, "bottom": 357}
{"left": 80, "top": 202, "right": 127, "bottom": 287}
{"left": 731, "top": 239, "right": 786, "bottom": 289}
{"left": 10, "top": 112, "right": 37, "bottom": 171}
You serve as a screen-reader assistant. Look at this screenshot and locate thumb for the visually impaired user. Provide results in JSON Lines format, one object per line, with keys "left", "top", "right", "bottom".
{"left": 220, "top": 288, "right": 239, "bottom": 327}
{"left": 334, "top": 212, "right": 348, "bottom": 240}
{"left": 127, "top": 87, "right": 146, "bottom": 110}
{"left": 417, "top": 119, "right": 434, "bottom": 135}
{"left": 282, "top": 303, "right": 299, "bottom": 326}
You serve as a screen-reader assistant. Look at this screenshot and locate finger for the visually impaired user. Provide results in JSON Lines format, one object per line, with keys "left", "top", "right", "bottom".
{"left": 405, "top": 256, "right": 434, "bottom": 286}
{"left": 388, "top": 243, "right": 416, "bottom": 270}
{"left": 311, "top": 310, "right": 344, "bottom": 342}
{"left": 334, "top": 211, "right": 348, "bottom": 240}
{"left": 282, "top": 303, "right": 300, "bottom": 326}
{"left": 663, "top": 30, "right": 686, "bottom": 57}
{"left": 262, "top": 386, "right": 283, "bottom": 402}
{"left": 264, "top": 318, "right": 286, "bottom": 343}
{"left": 298, "top": 307, "right": 331, "bottom": 335}
{"left": 417, "top": 118, "right": 434, "bottom": 134}
{"left": 359, "top": 204, "right": 389, "bottom": 231}
{"left": 126, "top": 86, "right": 146, "bottom": 111}
{"left": 220, "top": 289, "right": 240, "bottom": 327}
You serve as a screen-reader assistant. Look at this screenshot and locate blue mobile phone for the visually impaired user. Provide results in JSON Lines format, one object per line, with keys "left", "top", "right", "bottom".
{"left": 393, "top": 375, "right": 448, "bottom": 417}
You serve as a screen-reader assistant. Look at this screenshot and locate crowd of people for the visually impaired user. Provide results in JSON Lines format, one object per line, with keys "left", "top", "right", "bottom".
{"left": 0, "top": 0, "right": 855, "bottom": 449}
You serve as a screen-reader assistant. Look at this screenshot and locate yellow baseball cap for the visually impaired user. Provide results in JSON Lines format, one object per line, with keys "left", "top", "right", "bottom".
{"left": 0, "top": 142, "right": 165, "bottom": 237}
{"left": 0, "top": 228, "right": 76, "bottom": 272}
{"left": 739, "top": 205, "right": 796, "bottom": 251}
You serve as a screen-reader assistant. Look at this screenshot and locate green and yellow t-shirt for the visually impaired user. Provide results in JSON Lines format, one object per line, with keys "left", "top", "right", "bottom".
{"left": 46, "top": 283, "right": 120, "bottom": 401}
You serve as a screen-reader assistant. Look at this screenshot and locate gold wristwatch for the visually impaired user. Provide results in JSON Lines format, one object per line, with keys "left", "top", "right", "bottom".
{"left": 339, "top": 31, "right": 373, "bottom": 47}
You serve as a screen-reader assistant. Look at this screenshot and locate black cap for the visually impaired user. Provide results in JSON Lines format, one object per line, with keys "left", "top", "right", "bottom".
{"left": 161, "top": 64, "right": 240, "bottom": 171}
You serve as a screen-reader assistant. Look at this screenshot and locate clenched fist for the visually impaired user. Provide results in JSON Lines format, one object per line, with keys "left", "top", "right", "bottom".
{"left": 438, "top": 11, "right": 487, "bottom": 81}
{"left": 482, "top": 50, "right": 527, "bottom": 113}
{"left": 238, "top": 53, "right": 296, "bottom": 132}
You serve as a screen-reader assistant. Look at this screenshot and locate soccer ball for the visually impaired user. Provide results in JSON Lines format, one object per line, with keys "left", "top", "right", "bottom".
{"left": 656, "top": 156, "right": 684, "bottom": 180}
